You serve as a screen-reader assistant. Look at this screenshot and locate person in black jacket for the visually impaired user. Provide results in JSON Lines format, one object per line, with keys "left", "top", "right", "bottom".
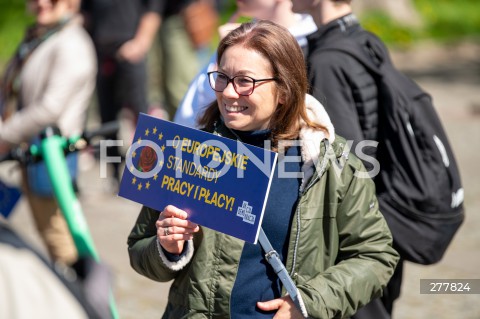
{"left": 291, "top": 1, "right": 402, "bottom": 318}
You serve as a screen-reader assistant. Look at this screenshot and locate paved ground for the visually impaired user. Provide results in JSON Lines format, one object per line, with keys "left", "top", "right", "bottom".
{"left": 4, "top": 41, "right": 480, "bottom": 319}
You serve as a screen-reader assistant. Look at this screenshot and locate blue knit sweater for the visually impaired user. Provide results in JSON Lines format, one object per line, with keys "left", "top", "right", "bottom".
{"left": 230, "top": 130, "right": 301, "bottom": 318}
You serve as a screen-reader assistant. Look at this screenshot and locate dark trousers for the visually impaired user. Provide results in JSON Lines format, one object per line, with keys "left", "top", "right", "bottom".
{"left": 352, "top": 260, "right": 404, "bottom": 319}
{"left": 96, "top": 52, "right": 148, "bottom": 180}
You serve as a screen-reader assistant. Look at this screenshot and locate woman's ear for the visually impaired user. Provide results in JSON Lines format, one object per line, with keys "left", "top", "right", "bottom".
{"left": 276, "top": 86, "right": 286, "bottom": 105}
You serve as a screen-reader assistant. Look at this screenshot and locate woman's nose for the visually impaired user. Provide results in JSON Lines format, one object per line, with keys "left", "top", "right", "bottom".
{"left": 222, "top": 81, "right": 239, "bottom": 98}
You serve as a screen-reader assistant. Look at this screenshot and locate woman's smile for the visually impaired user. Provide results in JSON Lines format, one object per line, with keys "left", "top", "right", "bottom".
{"left": 224, "top": 104, "right": 248, "bottom": 113}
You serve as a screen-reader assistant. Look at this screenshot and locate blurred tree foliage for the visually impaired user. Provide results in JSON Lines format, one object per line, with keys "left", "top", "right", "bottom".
{"left": 414, "top": 0, "right": 480, "bottom": 40}
{"left": 360, "top": 0, "right": 480, "bottom": 48}
{"left": 0, "top": 0, "right": 34, "bottom": 67}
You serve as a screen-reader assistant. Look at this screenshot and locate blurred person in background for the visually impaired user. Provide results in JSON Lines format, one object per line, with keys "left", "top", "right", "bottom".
{"left": 173, "top": 0, "right": 317, "bottom": 128}
{"left": 156, "top": 0, "right": 218, "bottom": 120}
{"left": 81, "top": 0, "right": 164, "bottom": 188}
{"left": 0, "top": 0, "right": 96, "bottom": 265}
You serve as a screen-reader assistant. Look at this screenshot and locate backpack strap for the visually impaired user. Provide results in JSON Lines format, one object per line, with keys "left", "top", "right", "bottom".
{"left": 258, "top": 228, "right": 307, "bottom": 317}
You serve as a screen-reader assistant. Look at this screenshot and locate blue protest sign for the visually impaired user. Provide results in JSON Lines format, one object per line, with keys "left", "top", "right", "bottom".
{"left": 119, "top": 113, "right": 277, "bottom": 244}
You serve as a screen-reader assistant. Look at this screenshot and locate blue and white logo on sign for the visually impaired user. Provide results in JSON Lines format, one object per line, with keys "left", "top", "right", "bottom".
{"left": 237, "top": 201, "right": 256, "bottom": 225}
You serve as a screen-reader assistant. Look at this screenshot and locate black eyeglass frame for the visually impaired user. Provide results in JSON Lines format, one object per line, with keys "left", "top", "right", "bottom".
{"left": 207, "top": 71, "right": 278, "bottom": 96}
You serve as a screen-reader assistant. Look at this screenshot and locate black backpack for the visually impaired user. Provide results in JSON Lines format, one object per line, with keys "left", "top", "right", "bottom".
{"left": 322, "top": 31, "right": 465, "bottom": 265}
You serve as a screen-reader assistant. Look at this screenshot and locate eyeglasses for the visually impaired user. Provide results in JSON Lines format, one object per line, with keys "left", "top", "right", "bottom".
{"left": 207, "top": 71, "right": 277, "bottom": 96}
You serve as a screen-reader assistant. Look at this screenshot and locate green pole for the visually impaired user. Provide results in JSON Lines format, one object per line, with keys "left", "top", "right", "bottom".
{"left": 40, "top": 128, "right": 98, "bottom": 258}
{"left": 39, "top": 127, "right": 119, "bottom": 319}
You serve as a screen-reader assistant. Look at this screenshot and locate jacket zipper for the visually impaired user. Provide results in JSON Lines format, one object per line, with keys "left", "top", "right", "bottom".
{"left": 289, "top": 140, "right": 330, "bottom": 277}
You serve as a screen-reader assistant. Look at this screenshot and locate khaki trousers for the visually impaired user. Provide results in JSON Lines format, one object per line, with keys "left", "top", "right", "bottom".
{"left": 22, "top": 168, "right": 77, "bottom": 264}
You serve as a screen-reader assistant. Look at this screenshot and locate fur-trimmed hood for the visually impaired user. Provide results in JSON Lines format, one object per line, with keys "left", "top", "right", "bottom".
{"left": 299, "top": 94, "right": 335, "bottom": 191}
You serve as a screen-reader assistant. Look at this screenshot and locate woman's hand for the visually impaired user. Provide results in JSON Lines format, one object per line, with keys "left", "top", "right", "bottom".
{"left": 156, "top": 205, "right": 199, "bottom": 255}
{"left": 257, "top": 296, "right": 304, "bottom": 319}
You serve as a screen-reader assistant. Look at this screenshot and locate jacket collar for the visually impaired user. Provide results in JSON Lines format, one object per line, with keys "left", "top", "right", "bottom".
{"left": 307, "top": 13, "right": 360, "bottom": 54}
{"left": 298, "top": 94, "right": 335, "bottom": 191}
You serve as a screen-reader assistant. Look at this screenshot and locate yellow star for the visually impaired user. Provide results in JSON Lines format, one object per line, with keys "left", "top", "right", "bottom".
{"left": 161, "top": 145, "right": 165, "bottom": 152}
{"left": 132, "top": 150, "right": 137, "bottom": 158}
{"left": 145, "top": 128, "right": 150, "bottom": 136}
{"left": 129, "top": 165, "right": 135, "bottom": 173}
{"left": 158, "top": 132, "right": 163, "bottom": 140}
{"left": 137, "top": 137, "right": 142, "bottom": 144}
{"left": 153, "top": 127, "right": 157, "bottom": 134}
{"left": 159, "top": 160, "right": 164, "bottom": 167}
{"left": 138, "top": 183, "right": 143, "bottom": 191}
{"left": 153, "top": 174, "right": 158, "bottom": 181}
{"left": 132, "top": 177, "right": 137, "bottom": 184}
{"left": 146, "top": 181, "right": 150, "bottom": 189}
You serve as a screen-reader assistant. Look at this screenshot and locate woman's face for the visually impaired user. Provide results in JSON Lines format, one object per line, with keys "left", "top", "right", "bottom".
{"left": 216, "top": 44, "right": 280, "bottom": 131}
{"left": 28, "top": 0, "right": 71, "bottom": 26}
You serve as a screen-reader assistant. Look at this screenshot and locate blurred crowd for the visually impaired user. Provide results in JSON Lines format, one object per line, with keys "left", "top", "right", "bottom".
{"left": 0, "top": 1, "right": 226, "bottom": 318}
{"left": 0, "top": 1, "right": 468, "bottom": 319}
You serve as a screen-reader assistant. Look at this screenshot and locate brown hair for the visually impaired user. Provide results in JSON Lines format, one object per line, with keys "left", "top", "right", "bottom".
{"left": 198, "top": 20, "right": 326, "bottom": 150}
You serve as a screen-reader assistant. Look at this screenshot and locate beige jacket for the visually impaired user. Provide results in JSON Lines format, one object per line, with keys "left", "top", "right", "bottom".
{"left": 0, "top": 16, "right": 96, "bottom": 144}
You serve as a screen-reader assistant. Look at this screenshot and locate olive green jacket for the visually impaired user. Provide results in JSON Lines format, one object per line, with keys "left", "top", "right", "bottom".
{"left": 127, "top": 98, "right": 399, "bottom": 319}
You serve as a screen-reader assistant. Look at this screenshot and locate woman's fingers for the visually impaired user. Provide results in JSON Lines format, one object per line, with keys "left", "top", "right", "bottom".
{"left": 159, "top": 231, "right": 194, "bottom": 242}
{"left": 156, "top": 205, "right": 200, "bottom": 236}
{"left": 158, "top": 218, "right": 199, "bottom": 231}
{"left": 158, "top": 224, "right": 194, "bottom": 240}
{"left": 155, "top": 218, "right": 199, "bottom": 235}
{"left": 161, "top": 205, "right": 188, "bottom": 220}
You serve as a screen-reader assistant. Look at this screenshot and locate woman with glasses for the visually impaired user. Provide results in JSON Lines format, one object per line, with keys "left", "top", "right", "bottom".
{"left": 174, "top": 0, "right": 317, "bottom": 129}
{"left": 0, "top": 0, "right": 96, "bottom": 265}
{"left": 128, "top": 20, "right": 398, "bottom": 318}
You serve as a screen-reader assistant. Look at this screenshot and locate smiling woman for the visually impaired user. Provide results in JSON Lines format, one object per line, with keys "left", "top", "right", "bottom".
{"left": 199, "top": 20, "right": 323, "bottom": 150}
{"left": 128, "top": 20, "right": 399, "bottom": 319}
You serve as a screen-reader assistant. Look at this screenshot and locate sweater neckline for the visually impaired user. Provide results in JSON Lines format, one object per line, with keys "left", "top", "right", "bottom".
{"left": 230, "top": 129, "right": 271, "bottom": 148}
